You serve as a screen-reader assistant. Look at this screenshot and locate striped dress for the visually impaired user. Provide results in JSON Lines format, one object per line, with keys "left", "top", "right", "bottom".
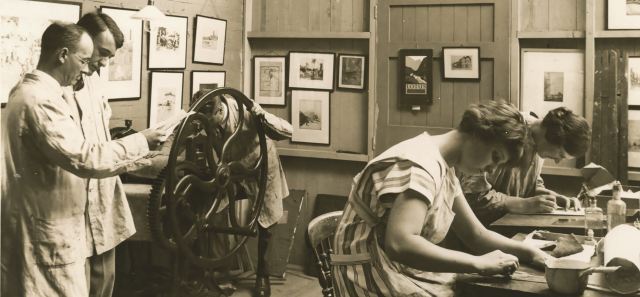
{"left": 332, "top": 133, "right": 462, "bottom": 297}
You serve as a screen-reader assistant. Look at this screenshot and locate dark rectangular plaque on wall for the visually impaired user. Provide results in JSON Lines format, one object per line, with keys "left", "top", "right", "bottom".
{"left": 398, "top": 49, "right": 433, "bottom": 106}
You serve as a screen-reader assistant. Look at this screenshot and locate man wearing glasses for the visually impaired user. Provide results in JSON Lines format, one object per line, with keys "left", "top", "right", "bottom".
{"left": 1, "top": 22, "right": 164, "bottom": 296}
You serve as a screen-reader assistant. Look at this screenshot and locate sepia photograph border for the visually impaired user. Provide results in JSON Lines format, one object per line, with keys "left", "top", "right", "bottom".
{"left": 288, "top": 51, "right": 335, "bottom": 91}
{"left": 337, "top": 54, "right": 367, "bottom": 90}
{"left": 148, "top": 71, "right": 184, "bottom": 128}
{"left": 148, "top": 14, "right": 188, "bottom": 70}
{"left": 192, "top": 15, "right": 226, "bottom": 65}
{"left": 397, "top": 49, "right": 433, "bottom": 106}
{"left": 190, "top": 70, "right": 226, "bottom": 97}
{"left": 442, "top": 47, "right": 481, "bottom": 80}
{"left": 1, "top": 0, "right": 82, "bottom": 107}
{"left": 290, "top": 90, "right": 330, "bottom": 145}
{"left": 253, "top": 56, "right": 287, "bottom": 106}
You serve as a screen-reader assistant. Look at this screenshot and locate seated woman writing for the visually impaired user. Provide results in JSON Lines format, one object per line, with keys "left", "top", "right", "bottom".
{"left": 331, "top": 101, "right": 551, "bottom": 297}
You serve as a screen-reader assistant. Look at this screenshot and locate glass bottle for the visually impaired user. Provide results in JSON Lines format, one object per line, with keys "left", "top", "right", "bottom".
{"left": 585, "top": 190, "right": 605, "bottom": 237}
{"left": 607, "top": 181, "right": 626, "bottom": 231}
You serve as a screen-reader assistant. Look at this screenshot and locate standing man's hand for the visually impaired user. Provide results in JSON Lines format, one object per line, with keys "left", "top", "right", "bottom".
{"left": 140, "top": 129, "right": 166, "bottom": 150}
{"left": 250, "top": 102, "right": 266, "bottom": 118}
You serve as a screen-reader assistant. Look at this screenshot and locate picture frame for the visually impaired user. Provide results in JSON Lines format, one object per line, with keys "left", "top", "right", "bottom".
{"left": 337, "top": 54, "right": 366, "bottom": 90}
{"left": 1, "top": 0, "right": 82, "bottom": 107}
{"left": 397, "top": 49, "right": 433, "bottom": 106}
{"left": 253, "top": 56, "right": 287, "bottom": 106}
{"left": 190, "top": 71, "right": 226, "bottom": 96}
{"left": 100, "top": 6, "right": 143, "bottom": 101}
{"left": 608, "top": 0, "right": 640, "bottom": 29}
{"left": 288, "top": 52, "right": 335, "bottom": 91}
{"left": 629, "top": 110, "right": 640, "bottom": 168}
{"left": 291, "top": 90, "right": 330, "bottom": 145}
{"left": 192, "top": 15, "right": 226, "bottom": 65}
{"left": 442, "top": 47, "right": 481, "bottom": 80}
{"left": 148, "top": 14, "right": 188, "bottom": 70}
{"left": 148, "top": 71, "right": 184, "bottom": 128}
{"left": 629, "top": 57, "right": 640, "bottom": 106}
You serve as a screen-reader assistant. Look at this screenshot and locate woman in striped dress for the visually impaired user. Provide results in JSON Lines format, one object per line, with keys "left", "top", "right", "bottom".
{"left": 332, "top": 101, "right": 552, "bottom": 297}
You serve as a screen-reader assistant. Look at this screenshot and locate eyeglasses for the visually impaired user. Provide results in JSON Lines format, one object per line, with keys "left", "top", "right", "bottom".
{"left": 71, "top": 52, "right": 90, "bottom": 66}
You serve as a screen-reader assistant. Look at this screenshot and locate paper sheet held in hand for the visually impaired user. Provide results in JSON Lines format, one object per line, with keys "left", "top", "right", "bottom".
{"left": 150, "top": 110, "right": 196, "bottom": 142}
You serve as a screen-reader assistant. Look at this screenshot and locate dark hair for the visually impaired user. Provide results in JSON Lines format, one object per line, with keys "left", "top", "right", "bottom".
{"left": 457, "top": 101, "right": 528, "bottom": 166}
{"left": 40, "top": 22, "right": 87, "bottom": 60}
{"left": 542, "top": 107, "right": 591, "bottom": 157}
{"left": 76, "top": 12, "right": 124, "bottom": 49}
{"left": 191, "top": 89, "right": 218, "bottom": 114}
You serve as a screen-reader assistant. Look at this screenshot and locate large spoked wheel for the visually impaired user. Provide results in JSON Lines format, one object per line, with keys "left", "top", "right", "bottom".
{"left": 165, "top": 88, "right": 268, "bottom": 269}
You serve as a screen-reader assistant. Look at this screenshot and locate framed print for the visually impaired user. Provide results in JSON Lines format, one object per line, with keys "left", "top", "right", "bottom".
{"left": 398, "top": 49, "right": 433, "bottom": 106}
{"left": 148, "top": 15, "right": 188, "bottom": 69}
{"left": 630, "top": 110, "right": 640, "bottom": 168}
{"left": 629, "top": 57, "right": 640, "bottom": 105}
{"left": 253, "top": 56, "right": 286, "bottom": 106}
{"left": 190, "top": 71, "right": 225, "bottom": 96}
{"left": 608, "top": 0, "right": 640, "bottom": 29}
{"left": 100, "top": 7, "right": 143, "bottom": 100}
{"left": 148, "top": 72, "right": 184, "bottom": 128}
{"left": 0, "top": 0, "right": 81, "bottom": 106}
{"left": 337, "top": 54, "right": 366, "bottom": 90}
{"left": 442, "top": 47, "right": 480, "bottom": 80}
{"left": 193, "top": 15, "right": 226, "bottom": 65}
{"left": 288, "top": 52, "right": 335, "bottom": 91}
{"left": 291, "top": 90, "right": 330, "bottom": 144}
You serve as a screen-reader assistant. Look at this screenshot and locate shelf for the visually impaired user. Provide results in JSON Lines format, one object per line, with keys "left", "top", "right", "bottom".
{"left": 594, "top": 31, "right": 640, "bottom": 38}
{"left": 278, "top": 148, "right": 369, "bottom": 162}
{"left": 541, "top": 166, "right": 583, "bottom": 177}
{"left": 247, "top": 31, "right": 371, "bottom": 39}
{"left": 517, "top": 31, "right": 585, "bottom": 39}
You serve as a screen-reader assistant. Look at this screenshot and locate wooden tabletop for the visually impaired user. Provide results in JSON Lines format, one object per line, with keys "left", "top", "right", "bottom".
{"left": 456, "top": 233, "right": 622, "bottom": 297}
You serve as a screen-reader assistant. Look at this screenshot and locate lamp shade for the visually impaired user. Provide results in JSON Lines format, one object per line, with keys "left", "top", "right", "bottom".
{"left": 131, "top": 4, "right": 166, "bottom": 22}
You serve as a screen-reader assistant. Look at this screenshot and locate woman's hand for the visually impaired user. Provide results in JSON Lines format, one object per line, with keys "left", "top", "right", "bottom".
{"left": 530, "top": 248, "right": 553, "bottom": 270}
{"left": 475, "top": 250, "right": 520, "bottom": 276}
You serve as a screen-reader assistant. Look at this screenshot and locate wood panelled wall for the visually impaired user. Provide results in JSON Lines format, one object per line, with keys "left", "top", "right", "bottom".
{"left": 519, "top": 0, "right": 586, "bottom": 32}
{"left": 250, "top": 0, "right": 370, "bottom": 32}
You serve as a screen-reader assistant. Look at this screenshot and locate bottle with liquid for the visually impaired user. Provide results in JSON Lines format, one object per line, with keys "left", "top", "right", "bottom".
{"left": 584, "top": 229, "right": 597, "bottom": 246}
{"left": 585, "top": 191, "right": 605, "bottom": 237}
{"left": 607, "top": 181, "right": 626, "bottom": 231}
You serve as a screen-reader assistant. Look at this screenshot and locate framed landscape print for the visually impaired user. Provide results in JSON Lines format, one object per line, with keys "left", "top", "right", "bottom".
{"left": 291, "top": 90, "right": 330, "bottom": 144}
{"left": 148, "top": 15, "right": 188, "bottom": 70}
{"left": 629, "top": 57, "right": 640, "bottom": 105}
{"left": 630, "top": 110, "right": 640, "bottom": 168}
{"left": 100, "top": 7, "right": 143, "bottom": 100}
{"left": 148, "top": 72, "right": 184, "bottom": 127}
{"left": 442, "top": 47, "right": 480, "bottom": 80}
{"left": 398, "top": 49, "right": 433, "bottom": 106}
{"left": 608, "top": 0, "right": 640, "bottom": 29}
{"left": 288, "top": 52, "right": 335, "bottom": 91}
{"left": 337, "top": 54, "right": 366, "bottom": 90}
{"left": 193, "top": 15, "right": 226, "bottom": 65}
{"left": 190, "top": 71, "right": 225, "bottom": 96}
{"left": 253, "top": 56, "right": 286, "bottom": 105}
{"left": 1, "top": 0, "right": 82, "bottom": 106}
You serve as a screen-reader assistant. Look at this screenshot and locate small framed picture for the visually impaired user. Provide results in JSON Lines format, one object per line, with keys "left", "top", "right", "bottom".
{"left": 253, "top": 56, "right": 286, "bottom": 106}
{"left": 288, "top": 52, "right": 335, "bottom": 91}
{"left": 608, "top": 0, "right": 640, "bottom": 29}
{"left": 337, "top": 54, "right": 366, "bottom": 90}
{"left": 629, "top": 110, "right": 640, "bottom": 168}
{"left": 398, "top": 49, "right": 433, "bottom": 106}
{"left": 148, "top": 15, "right": 188, "bottom": 69}
{"left": 190, "top": 71, "right": 225, "bottom": 97}
{"left": 193, "top": 15, "right": 226, "bottom": 65}
{"left": 629, "top": 57, "right": 640, "bottom": 105}
{"left": 442, "top": 47, "right": 481, "bottom": 80}
{"left": 148, "top": 71, "right": 184, "bottom": 127}
{"left": 291, "top": 90, "right": 330, "bottom": 145}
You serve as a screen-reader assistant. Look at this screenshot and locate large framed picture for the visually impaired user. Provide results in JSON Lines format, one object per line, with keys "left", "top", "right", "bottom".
{"left": 288, "top": 52, "right": 335, "bottom": 91}
{"left": 629, "top": 57, "right": 640, "bottom": 105}
{"left": 253, "top": 56, "right": 286, "bottom": 106}
{"left": 629, "top": 110, "right": 640, "bottom": 168}
{"left": 148, "top": 15, "right": 188, "bottom": 70}
{"left": 193, "top": 15, "right": 226, "bottom": 65}
{"left": 398, "top": 49, "right": 433, "bottom": 106}
{"left": 0, "top": 0, "right": 82, "bottom": 106}
{"left": 190, "top": 71, "right": 225, "bottom": 96}
{"left": 337, "top": 54, "right": 366, "bottom": 90}
{"left": 442, "top": 47, "right": 480, "bottom": 80}
{"left": 148, "top": 72, "right": 184, "bottom": 128}
{"left": 100, "top": 7, "right": 143, "bottom": 101}
{"left": 608, "top": 0, "right": 640, "bottom": 29}
{"left": 291, "top": 90, "right": 330, "bottom": 144}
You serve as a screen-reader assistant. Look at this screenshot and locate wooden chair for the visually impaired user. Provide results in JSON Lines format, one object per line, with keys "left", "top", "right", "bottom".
{"left": 307, "top": 211, "right": 343, "bottom": 297}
